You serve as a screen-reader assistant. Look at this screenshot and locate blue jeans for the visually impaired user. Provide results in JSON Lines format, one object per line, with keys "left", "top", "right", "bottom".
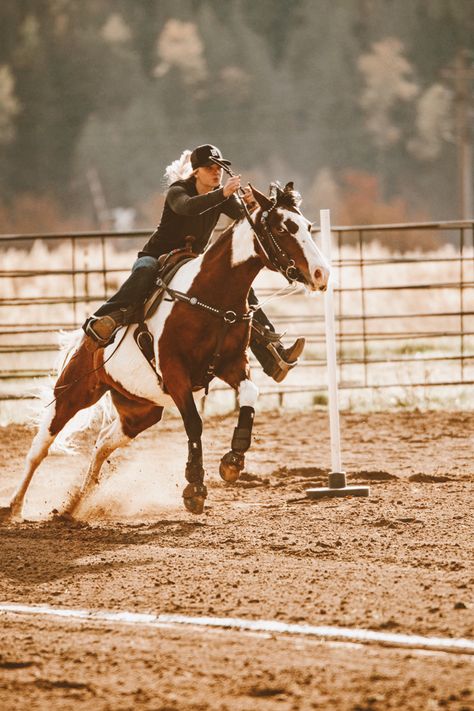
{"left": 249, "top": 287, "right": 274, "bottom": 332}
{"left": 94, "top": 255, "right": 158, "bottom": 317}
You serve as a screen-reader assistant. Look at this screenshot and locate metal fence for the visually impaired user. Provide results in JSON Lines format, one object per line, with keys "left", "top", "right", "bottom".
{"left": 0, "top": 220, "right": 473, "bottom": 411}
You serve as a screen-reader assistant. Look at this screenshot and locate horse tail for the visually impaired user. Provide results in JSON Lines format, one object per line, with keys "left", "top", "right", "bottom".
{"left": 35, "top": 329, "right": 114, "bottom": 453}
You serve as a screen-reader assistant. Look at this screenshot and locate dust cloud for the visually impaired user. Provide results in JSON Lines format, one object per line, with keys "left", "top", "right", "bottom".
{"left": 16, "top": 433, "right": 188, "bottom": 523}
{"left": 77, "top": 442, "right": 187, "bottom": 522}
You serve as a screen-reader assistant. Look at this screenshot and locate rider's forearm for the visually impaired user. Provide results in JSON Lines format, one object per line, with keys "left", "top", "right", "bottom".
{"left": 221, "top": 194, "right": 244, "bottom": 220}
{"left": 167, "top": 185, "right": 229, "bottom": 216}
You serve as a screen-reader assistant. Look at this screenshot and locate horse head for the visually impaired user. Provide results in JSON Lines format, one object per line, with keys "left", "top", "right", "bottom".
{"left": 249, "top": 182, "right": 330, "bottom": 292}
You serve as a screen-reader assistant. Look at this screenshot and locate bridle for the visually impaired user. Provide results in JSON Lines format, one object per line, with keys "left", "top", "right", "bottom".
{"left": 210, "top": 159, "right": 305, "bottom": 285}
{"left": 257, "top": 190, "right": 303, "bottom": 283}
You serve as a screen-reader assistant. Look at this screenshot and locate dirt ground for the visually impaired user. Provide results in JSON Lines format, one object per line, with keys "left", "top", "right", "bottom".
{"left": 0, "top": 408, "right": 473, "bottom": 711}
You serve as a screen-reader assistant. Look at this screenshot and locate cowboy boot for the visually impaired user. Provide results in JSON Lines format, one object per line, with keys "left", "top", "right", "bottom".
{"left": 83, "top": 305, "right": 136, "bottom": 349}
{"left": 250, "top": 321, "right": 305, "bottom": 383}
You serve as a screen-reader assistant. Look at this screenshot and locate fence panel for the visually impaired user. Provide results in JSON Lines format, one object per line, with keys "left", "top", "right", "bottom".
{"left": 0, "top": 220, "right": 473, "bottom": 415}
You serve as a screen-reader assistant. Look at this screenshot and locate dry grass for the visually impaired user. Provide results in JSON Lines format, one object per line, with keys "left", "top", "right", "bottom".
{"left": 0, "top": 237, "right": 473, "bottom": 422}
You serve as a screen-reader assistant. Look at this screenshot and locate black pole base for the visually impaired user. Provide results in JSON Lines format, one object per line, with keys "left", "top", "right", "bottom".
{"left": 306, "top": 485, "right": 370, "bottom": 499}
{"left": 306, "top": 471, "right": 369, "bottom": 499}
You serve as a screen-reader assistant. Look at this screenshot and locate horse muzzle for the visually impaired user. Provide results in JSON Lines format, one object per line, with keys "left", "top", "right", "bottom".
{"left": 306, "top": 265, "right": 330, "bottom": 292}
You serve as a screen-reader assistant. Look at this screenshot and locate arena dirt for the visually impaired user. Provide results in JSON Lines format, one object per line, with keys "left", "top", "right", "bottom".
{"left": 0, "top": 409, "right": 473, "bottom": 710}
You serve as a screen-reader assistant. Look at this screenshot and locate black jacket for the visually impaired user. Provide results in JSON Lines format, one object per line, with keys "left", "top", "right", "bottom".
{"left": 139, "top": 176, "right": 243, "bottom": 258}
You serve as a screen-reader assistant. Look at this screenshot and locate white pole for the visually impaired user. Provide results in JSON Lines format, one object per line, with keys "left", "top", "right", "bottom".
{"left": 306, "top": 214, "right": 368, "bottom": 500}
{"left": 320, "top": 209, "right": 343, "bottom": 475}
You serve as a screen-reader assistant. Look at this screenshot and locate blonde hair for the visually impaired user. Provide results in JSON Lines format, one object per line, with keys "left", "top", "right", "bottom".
{"left": 163, "top": 149, "right": 193, "bottom": 187}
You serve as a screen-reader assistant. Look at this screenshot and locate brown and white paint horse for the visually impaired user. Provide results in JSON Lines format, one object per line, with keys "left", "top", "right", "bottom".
{"left": 2, "top": 183, "right": 329, "bottom": 521}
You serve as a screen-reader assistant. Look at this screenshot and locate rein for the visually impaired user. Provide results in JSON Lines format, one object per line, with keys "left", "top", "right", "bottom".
{"left": 211, "top": 159, "right": 304, "bottom": 285}
{"left": 258, "top": 206, "right": 302, "bottom": 282}
{"left": 45, "top": 325, "right": 131, "bottom": 407}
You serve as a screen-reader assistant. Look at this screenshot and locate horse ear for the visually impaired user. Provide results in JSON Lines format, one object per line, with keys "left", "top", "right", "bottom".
{"left": 284, "top": 180, "right": 302, "bottom": 206}
{"left": 249, "top": 184, "right": 274, "bottom": 212}
{"left": 273, "top": 182, "right": 284, "bottom": 200}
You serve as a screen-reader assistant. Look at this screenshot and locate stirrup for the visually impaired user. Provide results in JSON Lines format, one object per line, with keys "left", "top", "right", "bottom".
{"left": 83, "top": 308, "right": 131, "bottom": 347}
{"left": 84, "top": 316, "right": 120, "bottom": 346}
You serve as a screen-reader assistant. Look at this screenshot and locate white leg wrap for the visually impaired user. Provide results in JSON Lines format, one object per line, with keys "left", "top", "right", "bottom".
{"left": 238, "top": 379, "right": 259, "bottom": 408}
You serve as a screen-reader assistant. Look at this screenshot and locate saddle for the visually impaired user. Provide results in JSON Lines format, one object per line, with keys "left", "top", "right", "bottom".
{"left": 133, "top": 242, "right": 196, "bottom": 377}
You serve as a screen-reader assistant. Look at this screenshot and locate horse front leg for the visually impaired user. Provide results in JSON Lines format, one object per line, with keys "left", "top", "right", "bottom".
{"left": 220, "top": 379, "right": 259, "bottom": 483}
{"left": 181, "top": 394, "right": 208, "bottom": 514}
{"left": 165, "top": 369, "right": 207, "bottom": 514}
{"left": 183, "top": 443, "right": 207, "bottom": 515}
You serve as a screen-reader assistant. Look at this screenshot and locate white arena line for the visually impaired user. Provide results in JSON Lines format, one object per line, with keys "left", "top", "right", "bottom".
{"left": 1, "top": 603, "right": 473, "bottom": 656}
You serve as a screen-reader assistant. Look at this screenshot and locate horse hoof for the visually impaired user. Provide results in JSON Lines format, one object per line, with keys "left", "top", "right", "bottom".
{"left": 182, "top": 483, "right": 207, "bottom": 515}
{"left": 0, "top": 505, "right": 13, "bottom": 523}
{"left": 183, "top": 496, "right": 206, "bottom": 515}
{"left": 219, "top": 451, "right": 245, "bottom": 483}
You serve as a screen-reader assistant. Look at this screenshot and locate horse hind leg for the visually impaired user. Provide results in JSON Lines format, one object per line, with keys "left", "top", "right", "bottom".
{"left": 63, "top": 417, "right": 130, "bottom": 518}
{"left": 0, "top": 405, "right": 57, "bottom": 522}
{"left": 64, "top": 392, "right": 164, "bottom": 519}
{"left": 0, "top": 364, "right": 107, "bottom": 523}
{"left": 1, "top": 398, "right": 88, "bottom": 522}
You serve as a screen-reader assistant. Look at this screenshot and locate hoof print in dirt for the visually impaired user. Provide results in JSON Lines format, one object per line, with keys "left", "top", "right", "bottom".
{"left": 182, "top": 483, "right": 208, "bottom": 515}
{"left": 219, "top": 451, "right": 245, "bottom": 483}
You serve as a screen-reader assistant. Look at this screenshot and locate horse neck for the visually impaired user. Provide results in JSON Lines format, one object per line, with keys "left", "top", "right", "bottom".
{"left": 196, "top": 219, "right": 263, "bottom": 308}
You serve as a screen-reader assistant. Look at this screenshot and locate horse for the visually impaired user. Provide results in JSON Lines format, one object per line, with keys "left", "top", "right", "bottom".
{"left": 1, "top": 182, "right": 329, "bottom": 521}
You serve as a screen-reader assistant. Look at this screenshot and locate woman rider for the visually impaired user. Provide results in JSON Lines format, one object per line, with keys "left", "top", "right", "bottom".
{"left": 83, "top": 144, "right": 305, "bottom": 382}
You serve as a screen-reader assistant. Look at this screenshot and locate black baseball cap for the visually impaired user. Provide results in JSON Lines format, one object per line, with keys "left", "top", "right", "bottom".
{"left": 190, "top": 144, "right": 231, "bottom": 170}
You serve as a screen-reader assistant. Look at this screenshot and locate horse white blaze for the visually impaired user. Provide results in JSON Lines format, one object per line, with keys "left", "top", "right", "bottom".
{"left": 103, "top": 256, "right": 205, "bottom": 405}
{"left": 283, "top": 210, "right": 330, "bottom": 291}
{"left": 231, "top": 220, "right": 257, "bottom": 266}
{"left": 238, "top": 379, "right": 259, "bottom": 408}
